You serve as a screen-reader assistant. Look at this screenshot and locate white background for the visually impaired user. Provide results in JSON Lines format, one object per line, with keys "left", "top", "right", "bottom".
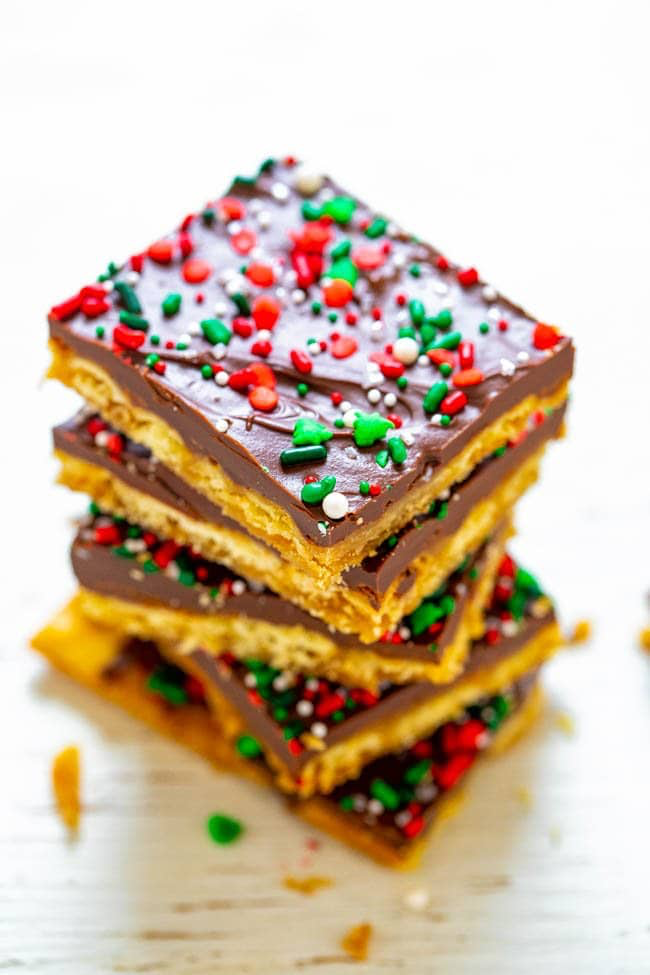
{"left": 2, "top": 2, "right": 649, "bottom": 972}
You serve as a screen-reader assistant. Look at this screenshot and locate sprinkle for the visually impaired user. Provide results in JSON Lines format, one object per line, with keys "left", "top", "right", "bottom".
{"left": 353, "top": 412, "right": 394, "bottom": 447}
{"left": 162, "top": 292, "right": 182, "bottom": 317}
{"left": 322, "top": 491, "right": 349, "bottom": 520}
{"left": 206, "top": 812, "right": 244, "bottom": 845}
{"left": 457, "top": 267, "right": 479, "bottom": 287}
{"left": 422, "top": 381, "right": 448, "bottom": 414}
{"left": 236, "top": 735, "right": 263, "bottom": 758}
{"left": 292, "top": 418, "right": 333, "bottom": 447}
{"left": 365, "top": 217, "right": 387, "bottom": 238}
{"left": 182, "top": 258, "right": 212, "bottom": 283}
{"left": 301, "top": 475, "right": 336, "bottom": 505}
{"left": 200, "top": 318, "right": 232, "bottom": 345}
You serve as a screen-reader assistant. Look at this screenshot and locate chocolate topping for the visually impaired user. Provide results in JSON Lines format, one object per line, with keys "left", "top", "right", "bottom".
{"left": 49, "top": 158, "right": 573, "bottom": 548}
{"left": 57, "top": 401, "right": 565, "bottom": 601}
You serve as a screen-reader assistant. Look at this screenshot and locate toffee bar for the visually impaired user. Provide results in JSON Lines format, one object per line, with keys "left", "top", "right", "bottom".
{"left": 48, "top": 157, "right": 573, "bottom": 586}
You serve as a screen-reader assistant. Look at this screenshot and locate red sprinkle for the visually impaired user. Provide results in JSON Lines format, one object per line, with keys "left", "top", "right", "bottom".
{"left": 435, "top": 255, "right": 450, "bottom": 271}
{"left": 386, "top": 413, "right": 402, "bottom": 428}
{"left": 232, "top": 316, "right": 254, "bottom": 338}
{"left": 50, "top": 294, "right": 82, "bottom": 321}
{"left": 427, "top": 348, "right": 455, "bottom": 368}
{"left": 113, "top": 324, "right": 145, "bottom": 349}
{"left": 248, "top": 385, "right": 278, "bottom": 412}
{"left": 330, "top": 336, "right": 358, "bottom": 359}
{"left": 533, "top": 322, "right": 561, "bottom": 350}
{"left": 351, "top": 245, "right": 386, "bottom": 270}
{"left": 435, "top": 752, "right": 475, "bottom": 790}
{"left": 457, "top": 267, "right": 479, "bottom": 287}
{"left": 251, "top": 339, "right": 272, "bottom": 358}
{"left": 81, "top": 296, "right": 110, "bottom": 318}
{"left": 217, "top": 197, "right": 246, "bottom": 222}
{"left": 458, "top": 341, "right": 475, "bottom": 369}
{"left": 248, "top": 362, "right": 276, "bottom": 388}
{"left": 345, "top": 311, "right": 358, "bottom": 325}
{"left": 252, "top": 296, "right": 281, "bottom": 330}
{"left": 290, "top": 348, "right": 313, "bottom": 374}
{"left": 323, "top": 279, "right": 354, "bottom": 307}
{"left": 147, "top": 240, "right": 174, "bottom": 264}
{"left": 440, "top": 390, "right": 468, "bottom": 415}
{"left": 453, "top": 368, "right": 484, "bottom": 388}
{"left": 94, "top": 523, "right": 121, "bottom": 546}
{"left": 369, "top": 484, "right": 381, "bottom": 497}
{"left": 178, "top": 231, "right": 194, "bottom": 257}
{"left": 246, "top": 263, "right": 275, "bottom": 287}
{"left": 402, "top": 816, "right": 425, "bottom": 839}
{"left": 498, "top": 318, "right": 509, "bottom": 332}
{"left": 182, "top": 258, "right": 211, "bottom": 283}
{"left": 231, "top": 228, "right": 257, "bottom": 255}
{"left": 228, "top": 367, "right": 256, "bottom": 391}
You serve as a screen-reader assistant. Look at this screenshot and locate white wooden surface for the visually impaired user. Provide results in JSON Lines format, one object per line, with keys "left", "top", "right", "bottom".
{"left": 2, "top": 2, "right": 650, "bottom": 971}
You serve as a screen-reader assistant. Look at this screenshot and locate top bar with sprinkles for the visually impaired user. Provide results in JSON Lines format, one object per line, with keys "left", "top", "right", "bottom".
{"left": 48, "top": 157, "right": 574, "bottom": 584}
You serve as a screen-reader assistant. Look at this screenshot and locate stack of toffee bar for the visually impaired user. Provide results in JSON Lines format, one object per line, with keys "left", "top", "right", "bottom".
{"left": 34, "top": 158, "right": 574, "bottom": 867}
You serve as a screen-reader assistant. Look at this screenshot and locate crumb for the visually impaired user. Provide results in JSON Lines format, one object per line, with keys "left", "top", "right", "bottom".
{"left": 52, "top": 745, "right": 80, "bottom": 831}
{"left": 341, "top": 923, "right": 373, "bottom": 961}
{"left": 283, "top": 874, "right": 333, "bottom": 896}
{"left": 515, "top": 785, "right": 533, "bottom": 809}
{"left": 554, "top": 710, "right": 575, "bottom": 736}
{"left": 640, "top": 627, "right": 650, "bottom": 652}
{"left": 567, "top": 619, "right": 592, "bottom": 645}
{"left": 403, "top": 887, "right": 430, "bottom": 911}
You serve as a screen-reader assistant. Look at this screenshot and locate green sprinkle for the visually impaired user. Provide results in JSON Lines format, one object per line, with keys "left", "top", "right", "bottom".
{"left": 359, "top": 481, "right": 370, "bottom": 495}
{"left": 95, "top": 325, "right": 105, "bottom": 339}
{"left": 339, "top": 795, "right": 355, "bottom": 811}
{"left": 323, "top": 196, "right": 356, "bottom": 224}
{"left": 375, "top": 449, "right": 389, "bottom": 468}
{"left": 387, "top": 436, "right": 407, "bottom": 464}
{"left": 405, "top": 760, "right": 431, "bottom": 786}
{"left": 200, "top": 319, "right": 231, "bottom": 346}
{"left": 150, "top": 334, "right": 160, "bottom": 346}
{"left": 409, "top": 263, "right": 421, "bottom": 277}
{"left": 408, "top": 299, "right": 426, "bottom": 326}
{"left": 231, "top": 293, "right": 251, "bottom": 316}
{"left": 280, "top": 445, "right": 328, "bottom": 466}
{"left": 370, "top": 778, "right": 400, "bottom": 810}
{"left": 176, "top": 340, "right": 188, "bottom": 350}
{"left": 493, "top": 445, "right": 507, "bottom": 457}
{"left": 114, "top": 281, "right": 142, "bottom": 314}
{"left": 430, "top": 309, "right": 453, "bottom": 329}
{"left": 297, "top": 382, "right": 309, "bottom": 397}
{"left": 206, "top": 812, "right": 243, "bottom": 845}
{"left": 328, "top": 311, "right": 338, "bottom": 323}
{"left": 301, "top": 475, "right": 336, "bottom": 505}
{"left": 88, "top": 500, "right": 101, "bottom": 515}
{"left": 436, "top": 501, "right": 448, "bottom": 520}
{"left": 118, "top": 311, "right": 148, "bottom": 331}
{"left": 409, "top": 601, "right": 445, "bottom": 636}
{"left": 422, "top": 381, "right": 448, "bottom": 414}
{"left": 439, "top": 362, "right": 452, "bottom": 377}
{"left": 386, "top": 535, "right": 398, "bottom": 549}
{"left": 353, "top": 412, "right": 395, "bottom": 447}
{"left": 311, "top": 300, "right": 322, "bottom": 314}
{"left": 440, "top": 414, "right": 451, "bottom": 426}
{"left": 364, "top": 217, "right": 387, "bottom": 238}
{"left": 334, "top": 417, "right": 345, "bottom": 429}
{"left": 178, "top": 569, "right": 195, "bottom": 586}
{"left": 147, "top": 671, "right": 187, "bottom": 707}
{"left": 162, "top": 292, "right": 182, "bottom": 317}
{"left": 327, "top": 256, "right": 358, "bottom": 286}
{"left": 143, "top": 559, "right": 159, "bottom": 574}
{"left": 293, "top": 418, "right": 333, "bottom": 447}
{"left": 420, "top": 323, "right": 436, "bottom": 347}
{"left": 200, "top": 364, "right": 213, "bottom": 379}
{"left": 479, "top": 321, "right": 490, "bottom": 334}
{"left": 398, "top": 325, "right": 417, "bottom": 339}
{"left": 112, "top": 545, "right": 133, "bottom": 559}
{"left": 432, "top": 331, "right": 462, "bottom": 351}
{"left": 301, "top": 201, "right": 322, "bottom": 221}
{"left": 201, "top": 208, "right": 215, "bottom": 225}
{"left": 396, "top": 376, "right": 408, "bottom": 390}
{"left": 330, "top": 239, "right": 351, "bottom": 260}
{"left": 145, "top": 353, "right": 160, "bottom": 368}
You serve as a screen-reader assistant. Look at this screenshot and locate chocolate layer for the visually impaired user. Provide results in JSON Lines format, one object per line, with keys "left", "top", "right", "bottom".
{"left": 102, "top": 634, "right": 535, "bottom": 854}
{"left": 71, "top": 509, "right": 493, "bottom": 663}
{"left": 56, "top": 401, "right": 564, "bottom": 601}
{"left": 49, "top": 157, "right": 573, "bottom": 548}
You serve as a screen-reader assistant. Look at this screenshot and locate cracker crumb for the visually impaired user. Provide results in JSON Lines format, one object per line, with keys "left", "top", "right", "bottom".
{"left": 341, "top": 922, "right": 373, "bottom": 961}
{"left": 639, "top": 627, "right": 650, "bottom": 652}
{"left": 52, "top": 745, "right": 80, "bottom": 831}
{"left": 403, "top": 887, "right": 430, "bottom": 911}
{"left": 567, "top": 619, "right": 592, "bottom": 645}
{"left": 554, "top": 711, "right": 575, "bottom": 736}
{"left": 515, "top": 785, "right": 533, "bottom": 809}
{"left": 283, "top": 874, "right": 333, "bottom": 896}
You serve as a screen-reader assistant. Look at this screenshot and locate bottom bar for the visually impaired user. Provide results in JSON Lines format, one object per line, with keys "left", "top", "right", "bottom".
{"left": 33, "top": 602, "right": 544, "bottom": 869}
